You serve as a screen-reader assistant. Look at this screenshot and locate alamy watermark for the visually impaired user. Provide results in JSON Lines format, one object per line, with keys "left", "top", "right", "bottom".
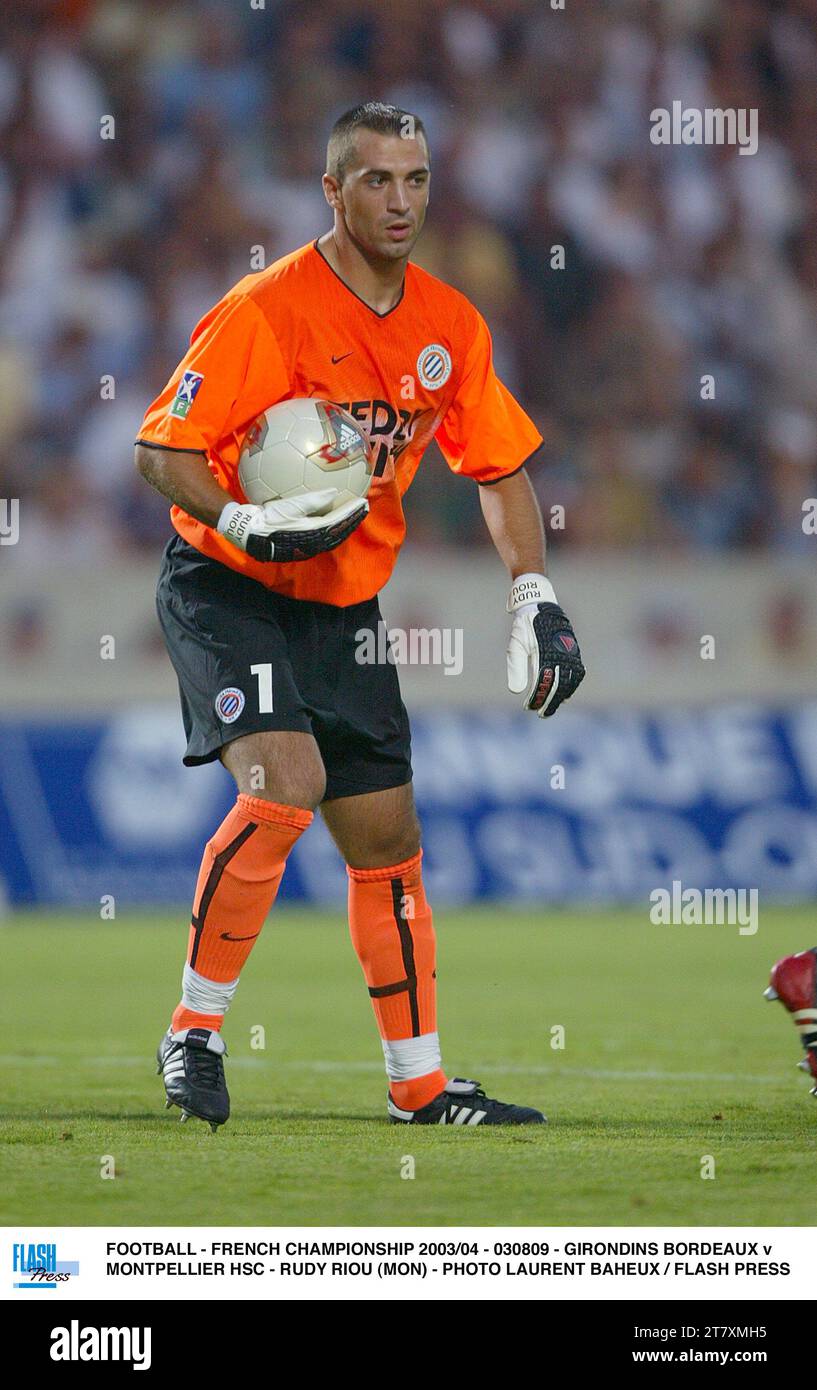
{"left": 649, "top": 880, "right": 758, "bottom": 936}
{"left": 650, "top": 102, "right": 758, "bottom": 156}
{"left": 355, "top": 625, "right": 463, "bottom": 677}
{"left": 0, "top": 498, "right": 19, "bottom": 545}
{"left": 50, "top": 1321, "right": 151, "bottom": 1370}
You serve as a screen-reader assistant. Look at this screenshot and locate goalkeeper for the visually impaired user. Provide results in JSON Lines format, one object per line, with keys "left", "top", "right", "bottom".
{"left": 135, "top": 102, "right": 585, "bottom": 1131}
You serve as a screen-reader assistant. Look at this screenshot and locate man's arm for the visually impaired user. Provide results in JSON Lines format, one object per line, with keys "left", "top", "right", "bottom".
{"left": 135, "top": 443, "right": 227, "bottom": 528}
{"left": 477, "top": 467, "right": 545, "bottom": 578}
{"left": 134, "top": 441, "right": 367, "bottom": 562}
{"left": 478, "top": 467, "right": 585, "bottom": 717}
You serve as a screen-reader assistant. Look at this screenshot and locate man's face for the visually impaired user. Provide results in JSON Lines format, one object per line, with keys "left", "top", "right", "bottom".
{"left": 325, "top": 130, "right": 430, "bottom": 262}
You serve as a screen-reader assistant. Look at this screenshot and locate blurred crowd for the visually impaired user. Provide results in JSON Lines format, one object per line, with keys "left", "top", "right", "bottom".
{"left": 1, "top": 0, "right": 817, "bottom": 568}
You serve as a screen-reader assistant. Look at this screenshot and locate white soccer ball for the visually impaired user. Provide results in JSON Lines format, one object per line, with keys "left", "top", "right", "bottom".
{"left": 238, "top": 398, "right": 374, "bottom": 509}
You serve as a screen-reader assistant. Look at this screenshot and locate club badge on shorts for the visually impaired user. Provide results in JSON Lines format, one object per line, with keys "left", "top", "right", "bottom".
{"left": 416, "top": 343, "right": 452, "bottom": 391}
{"left": 215, "top": 687, "right": 245, "bottom": 723}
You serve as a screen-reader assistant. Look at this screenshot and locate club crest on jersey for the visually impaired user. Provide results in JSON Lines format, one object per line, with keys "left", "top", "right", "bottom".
{"left": 215, "top": 687, "right": 245, "bottom": 723}
{"left": 169, "top": 370, "right": 205, "bottom": 420}
{"left": 416, "top": 343, "right": 452, "bottom": 391}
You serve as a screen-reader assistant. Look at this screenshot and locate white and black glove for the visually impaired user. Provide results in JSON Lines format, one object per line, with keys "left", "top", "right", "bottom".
{"left": 218, "top": 490, "right": 367, "bottom": 563}
{"left": 506, "top": 572, "right": 585, "bottom": 717}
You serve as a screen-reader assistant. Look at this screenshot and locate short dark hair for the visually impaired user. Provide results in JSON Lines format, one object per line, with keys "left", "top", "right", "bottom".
{"left": 326, "top": 102, "right": 428, "bottom": 183}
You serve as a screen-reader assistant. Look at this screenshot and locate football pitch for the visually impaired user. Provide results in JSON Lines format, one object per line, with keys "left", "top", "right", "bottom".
{"left": 1, "top": 905, "right": 815, "bottom": 1227}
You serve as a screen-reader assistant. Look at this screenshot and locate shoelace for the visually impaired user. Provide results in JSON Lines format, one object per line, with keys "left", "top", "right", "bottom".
{"left": 446, "top": 1085, "right": 516, "bottom": 1115}
{"left": 177, "top": 1043, "right": 224, "bottom": 1092}
{"left": 446, "top": 1083, "right": 485, "bottom": 1108}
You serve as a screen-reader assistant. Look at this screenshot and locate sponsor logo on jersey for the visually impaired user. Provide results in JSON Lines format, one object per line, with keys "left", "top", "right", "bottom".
{"left": 416, "top": 343, "right": 452, "bottom": 391}
{"left": 169, "top": 370, "right": 205, "bottom": 420}
{"left": 215, "top": 687, "right": 245, "bottom": 723}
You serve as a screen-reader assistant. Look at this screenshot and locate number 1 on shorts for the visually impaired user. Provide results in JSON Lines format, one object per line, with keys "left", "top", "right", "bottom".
{"left": 250, "top": 662, "right": 274, "bottom": 713}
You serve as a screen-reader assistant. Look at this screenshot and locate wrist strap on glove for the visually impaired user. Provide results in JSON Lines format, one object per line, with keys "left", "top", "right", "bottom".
{"left": 507, "top": 572, "right": 558, "bottom": 612}
{"left": 217, "top": 501, "right": 253, "bottom": 548}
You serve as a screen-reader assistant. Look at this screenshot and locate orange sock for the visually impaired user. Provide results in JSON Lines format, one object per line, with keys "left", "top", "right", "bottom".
{"left": 347, "top": 850, "right": 446, "bottom": 1111}
{"left": 170, "top": 794, "right": 312, "bottom": 1033}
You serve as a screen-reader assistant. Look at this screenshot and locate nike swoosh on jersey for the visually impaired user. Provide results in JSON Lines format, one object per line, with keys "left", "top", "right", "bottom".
{"left": 331, "top": 351, "right": 354, "bottom": 364}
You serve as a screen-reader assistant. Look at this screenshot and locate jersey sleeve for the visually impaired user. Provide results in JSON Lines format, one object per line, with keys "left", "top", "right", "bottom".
{"left": 135, "top": 293, "right": 290, "bottom": 455}
{"left": 434, "top": 311, "right": 542, "bottom": 484}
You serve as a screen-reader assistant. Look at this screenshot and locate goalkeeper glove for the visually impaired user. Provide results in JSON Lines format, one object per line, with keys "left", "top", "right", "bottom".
{"left": 218, "top": 489, "right": 367, "bottom": 563}
{"left": 506, "top": 572, "right": 585, "bottom": 717}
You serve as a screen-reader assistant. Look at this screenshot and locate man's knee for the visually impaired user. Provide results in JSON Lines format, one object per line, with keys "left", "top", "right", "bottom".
{"left": 343, "top": 797, "right": 422, "bottom": 869}
{"left": 220, "top": 731, "right": 326, "bottom": 810}
{"left": 377, "top": 814, "right": 421, "bottom": 866}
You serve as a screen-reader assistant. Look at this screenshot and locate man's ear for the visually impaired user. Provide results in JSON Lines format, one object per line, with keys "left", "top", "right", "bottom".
{"left": 322, "top": 173, "right": 342, "bottom": 212}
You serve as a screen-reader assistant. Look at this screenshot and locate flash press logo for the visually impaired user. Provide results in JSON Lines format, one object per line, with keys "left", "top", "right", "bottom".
{"left": 50, "top": 1321, "right": 152, "bottom": 1372}
{"left": 13, "top": 1241, "right": 78, "bottom": 1288}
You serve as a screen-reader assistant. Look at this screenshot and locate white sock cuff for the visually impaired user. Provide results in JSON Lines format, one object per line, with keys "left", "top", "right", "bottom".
{"left": 181, "top": 963, "right": 239, "bottom": 1017}
{"left": 381, "top": 1032, "right": 442, "bottom": 1082}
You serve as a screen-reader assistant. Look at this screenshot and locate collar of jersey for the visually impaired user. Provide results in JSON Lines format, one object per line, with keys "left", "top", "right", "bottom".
{"left": 313, "top": 238, "right": 406, "bottom": 319}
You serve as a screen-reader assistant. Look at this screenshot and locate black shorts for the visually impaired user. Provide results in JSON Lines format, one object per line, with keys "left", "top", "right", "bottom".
{"left": 156, "top": 534, "right": 412, "bottom": 800}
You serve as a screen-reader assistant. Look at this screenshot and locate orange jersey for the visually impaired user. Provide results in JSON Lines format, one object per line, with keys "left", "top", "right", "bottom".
{"left": 136, "top": 240, "right": 542, "bottom": 605}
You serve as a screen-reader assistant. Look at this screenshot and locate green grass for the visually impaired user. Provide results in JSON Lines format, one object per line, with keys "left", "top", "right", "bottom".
{"left": 1, "top": 905, "right": 816, "bottom": 1226}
